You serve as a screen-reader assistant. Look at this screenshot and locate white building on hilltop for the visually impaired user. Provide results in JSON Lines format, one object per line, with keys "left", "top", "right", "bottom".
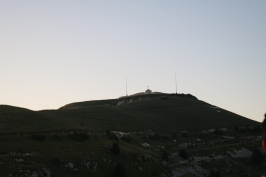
{"left": 119, "top": 87, "right": 165, "bottom": 98}
{"left": 145, "top": 88, "right": 152, "bottom": 94}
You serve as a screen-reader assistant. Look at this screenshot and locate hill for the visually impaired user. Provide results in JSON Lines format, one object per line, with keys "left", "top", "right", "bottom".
{"left": 0, "top": 93, "right": 258, "bottom": 134}
{"left": 0, "top": 94, "right": 264, "bottom": 177}
{"left": 0, "top": 105, "right": 82, "bottom": 134}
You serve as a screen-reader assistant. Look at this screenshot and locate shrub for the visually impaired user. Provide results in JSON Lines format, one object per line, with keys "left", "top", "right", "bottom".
{"left": 50, "top": 157, "right": 63, "bottom": 166}
{"left": 149, "top": 132, "right": 160, "bottom": 140}
{"left": 250, "top": 149, "right": 265, "bottom": 164}
{"left": 106, "top": 130, "right": 111, "bottom": 136}
{"left": 113, "top": 163, "right": 126, "bottom": 177}
{"left": 254, "top": 125, "right": 262, "bottom": 133}
{"left": 162, "top": 135, "right": 169, "bottom": 140}
{"left": 213, "top": 129, "right": 223, "bottom": 135}
{"left": 52, "top": 134, "right": 61, "bottom": 141}
{"left": 110, "top": 142, "right": 121, "bottom": 156}
{"left": 208, "top": 170, "right": 221, "bottom": 177}
{"left": 241, "top": 129, "right": 246, "bottom": 133}
{"left": 31, "top": 134, "right": 46, "bottom": 141}
{"left": 69, "top": 132, "right": 89, "bottom": 141}
{"left": 162, "top": 149, "right": 169, "bottom": 162}
{"left": 121, "top": 135, "right": 131, "bottom": 143}
{"left": 107, "top": 133, "right": 119, "bottom": 141}
{"left": 172, "top": 133, "right": 177, "bottom": 138}
{"left": 178, "top": 149, "right": 188, "bottom": 159}
{"left": 181, "top": 132, "right": 188, "bottom": 137}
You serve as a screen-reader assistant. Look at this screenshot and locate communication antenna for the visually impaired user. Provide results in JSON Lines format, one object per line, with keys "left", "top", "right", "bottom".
{"left": 175, "top": 73, "right": 177, "bottom": 94}
{"left": 126, "top": 76, "right": 128, "bottom": 96}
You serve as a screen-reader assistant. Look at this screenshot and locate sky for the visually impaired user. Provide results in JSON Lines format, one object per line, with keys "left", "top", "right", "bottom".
{"left": 0, "top": 1, "right": 265, "bottom": 122}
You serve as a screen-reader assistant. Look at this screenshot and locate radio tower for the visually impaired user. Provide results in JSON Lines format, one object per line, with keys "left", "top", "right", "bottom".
{"left": 175, "top": 73, "right": 177, "bottom": 94}
{"left": 126, "top": 76, "right": 128, "bottom": 96}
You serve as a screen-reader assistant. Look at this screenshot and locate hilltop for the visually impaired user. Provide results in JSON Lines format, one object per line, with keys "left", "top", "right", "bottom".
{"left": 0, "top": 93, "right": 259, "bottom": 134}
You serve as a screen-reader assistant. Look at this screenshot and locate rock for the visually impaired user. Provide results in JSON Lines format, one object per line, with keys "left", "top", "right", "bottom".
{"left": 142, "top": 143, "right": 150, "bottom": 147}
{"left": 14, "top": 159, "right": 24, "bottom": 162}
{"left": 67, "top": 163, "right": 74, "bottom": 168}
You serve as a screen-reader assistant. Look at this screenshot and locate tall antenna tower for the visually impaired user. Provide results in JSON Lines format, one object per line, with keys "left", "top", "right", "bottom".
{"left": 175, "top": 73, "right": 177, "bottom": 94}
{"left": 126, "top": 76, "right": 128, "bottom": 96}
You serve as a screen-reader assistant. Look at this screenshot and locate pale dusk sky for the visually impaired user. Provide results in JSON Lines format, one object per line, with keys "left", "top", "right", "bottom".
{"left": 0, "top": 1, "right": 265, "bottom": 122}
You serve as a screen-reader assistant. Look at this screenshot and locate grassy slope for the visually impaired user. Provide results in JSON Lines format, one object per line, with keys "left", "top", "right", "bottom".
{"left": 42, "top": 95, "right": 259, "bottom": 132}
{"left": 0, "top": 94, "right": 259, "bottom": 134}
{"left": 0, "top": 105, "right": 83, "bottom": 134}
{"left": 0, "top": 134, "right": 165, "bottom": 177}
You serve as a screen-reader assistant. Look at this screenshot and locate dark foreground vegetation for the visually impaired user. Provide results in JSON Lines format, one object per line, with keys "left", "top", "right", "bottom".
{"left": 0, "top": 94, "right": 264, "bottom": 176}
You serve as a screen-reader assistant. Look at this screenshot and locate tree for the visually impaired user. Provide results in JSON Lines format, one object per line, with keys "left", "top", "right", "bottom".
{"left": 113, "top": 163, "right": 126, "bottom": 177}
{"left": 110, "top": 142, "right": 121, "bottom": 156}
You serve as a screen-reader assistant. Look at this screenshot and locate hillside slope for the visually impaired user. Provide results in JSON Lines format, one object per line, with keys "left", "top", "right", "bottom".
{"left": 0, "top": 94, "right": 259, "bottom": 133}
{"left": 0, "top": 105, "right": 83, "bottom": 134}
{"left": 43, "top": 94, "right": 258, "bottom": 132}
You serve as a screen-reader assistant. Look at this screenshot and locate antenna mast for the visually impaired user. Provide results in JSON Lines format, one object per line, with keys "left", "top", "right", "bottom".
{"left": 175, "top": 73, "right": 177, "bottom": 94}
{"left": 126, "top": 76, "right": 128, "bottom": 96}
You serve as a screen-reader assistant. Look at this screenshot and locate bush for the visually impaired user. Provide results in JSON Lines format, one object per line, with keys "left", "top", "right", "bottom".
{"left": 254, "top": 125, "right": 262, "bottom": 133}
{"left": 250, "top": 149, "right": 265, "bottom": 164}
{"left": 162, "top": 149, "right": 169, "bottom": 162}
{"left": 107, "top": 133, "right": 119, "bottom": 141}
{"left": 208, "top": 170, "right": 221, "bottom": 177}
{"left": 213, "top": 129, "right": 223, "bottom": 135}
{"left": 113, "top": 163, "right": 126, "bottom": 177}
{"left": 110, "top": 142, "right": 121, "bottom": 156}
{"left": 69, "top": 132, "right": 89, "bottom": 141}
{"left": 149, "top": 132, "right": 160, "bottom": 140}
{"left": 121, "top": 135, "right": 131, "bottom": 143}
{"left": 181, "top": 132, "right": 188, "bottom": 137}
{"left": 178, "top": 149, "right": 188, "bottom": 159}
{"left": 172, "top": 133, "right": 177, "bottom": 138}
{"left": 162, "top": 135, "right": 169, "bottom": 140}
{"left": 31, "top": 134, "right": 46, "bottom": 141}
{"left": 52, "top": 134, "right": 61, "bottom": 141}
{"left": 50, "top": 157, "right": 63, "bottom": 166}
{"left": 106, "top": 130, "right": 111, "bottom": 136}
